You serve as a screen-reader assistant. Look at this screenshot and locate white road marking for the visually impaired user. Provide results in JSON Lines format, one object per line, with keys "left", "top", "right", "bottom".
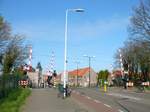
{"left": 104, "top": 104, "right": 111, "bottom": 108}
{"left": 108, "top": 93, "right": 141, "bottom": 101}
{"left": 94, "top": 99, "right": 101, "bottom": 103}
{"left": 86, "top": 96, "right": 91, "bottom": 99}
{"left": 81, "top": 94, "right": 86, "bottom": 97}
{"left": 74, "top": 92, "right": 113, "bottom": 109}
{"left": 118, "top": 109, "right": 124, "bottom": 112}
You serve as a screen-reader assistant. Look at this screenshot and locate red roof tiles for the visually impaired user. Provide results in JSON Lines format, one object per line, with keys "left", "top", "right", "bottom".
{"left": 113, "top": 70, "right": 122, "bottom": 76}
{"left": 68, "top": 67, "right": 90, "bottom": 77}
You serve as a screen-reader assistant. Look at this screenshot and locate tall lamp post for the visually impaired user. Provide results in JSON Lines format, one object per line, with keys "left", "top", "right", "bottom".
{"left": 63, "top": 8, "right": 84, "bottom": 98}
{"left": 83, "top": 55, "right": 95, "bottom": 87}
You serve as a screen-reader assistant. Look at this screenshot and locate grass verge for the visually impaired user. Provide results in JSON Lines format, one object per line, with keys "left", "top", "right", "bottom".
{"left": 0, "top": 88, "right": 31, "bottom": 112}
{"left": 145, "top": 86, "right": 150, "bottom": 91}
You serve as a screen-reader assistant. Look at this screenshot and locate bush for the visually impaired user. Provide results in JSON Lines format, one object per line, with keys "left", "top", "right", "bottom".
{"left": 0, "top": 88, "right": 31, "bottom": 112}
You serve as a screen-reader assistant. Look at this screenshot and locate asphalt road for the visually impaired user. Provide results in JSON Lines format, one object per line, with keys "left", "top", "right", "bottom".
{"left": 74, "top": 87, "right": 150, "bottom": 112}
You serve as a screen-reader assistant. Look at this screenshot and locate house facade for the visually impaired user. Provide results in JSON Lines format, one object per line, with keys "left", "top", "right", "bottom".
{"left": 43, "top": 73, "right": 61, "bottom": 86}
{"left": 67, "top": 67, "right": 97, "bottom": 87}
{"left": 27, "top": 69, "right": 43, "bottom": 88}
{"left": 27, "top": 71, "right": 39, "bottom": 88}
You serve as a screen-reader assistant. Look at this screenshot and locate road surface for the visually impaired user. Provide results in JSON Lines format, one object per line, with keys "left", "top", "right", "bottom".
{"left": 73, "top": 87, "right": 150, "bottom": 112}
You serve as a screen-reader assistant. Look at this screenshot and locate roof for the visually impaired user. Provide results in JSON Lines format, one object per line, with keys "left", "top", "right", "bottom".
{"left": 113, "top": 70, "right": 122, "bottom": 76}
{"left": 68, "top": 67, "right": 90, "bottom": 77}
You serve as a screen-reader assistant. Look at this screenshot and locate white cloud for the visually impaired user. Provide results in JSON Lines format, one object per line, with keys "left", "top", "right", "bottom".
{"left": 12, "top": 16, "right": 129, "bottom": 43}
{"left": 69, "top": 16, "right": 129, "bottom": 41}
{"left": 12, "top": 21, "right": 64, "bottom": 42}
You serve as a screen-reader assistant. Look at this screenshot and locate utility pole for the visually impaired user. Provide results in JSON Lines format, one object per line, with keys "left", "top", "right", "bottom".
{"left": 89, "top": 57, "right": 91, "bottom": 87}
{"left": 75, "top": 60, "right": 80, "bottom": 87}
{"left": 83, "top": 55, "right": 95, "bottom": 87}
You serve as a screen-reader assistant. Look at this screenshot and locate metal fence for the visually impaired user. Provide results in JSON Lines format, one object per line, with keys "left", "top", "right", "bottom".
{"left": 0, "top": 75, "right": 20, "bottom": 100}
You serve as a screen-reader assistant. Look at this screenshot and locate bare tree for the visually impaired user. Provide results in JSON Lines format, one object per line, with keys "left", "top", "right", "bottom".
{"left": 0, "top": 16, "right": 28, "bottom": 74}
{"left": 129, "top": 0, "right": 150, "bottom": 42}
{"left": 114, "top": 0, "right": 150, "bottom": 82}
{"left": 0, "top": 16, "right": 11, "bottom": 55}
{"left": 3, "top": 35, "right": 28, "bottom": 74}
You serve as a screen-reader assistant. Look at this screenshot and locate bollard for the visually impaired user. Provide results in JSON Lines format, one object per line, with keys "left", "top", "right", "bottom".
{"left": 53, "top": 77, "right": 56, "bottom": 88}
{"left": 104, "top": 81, "right": 107, "bottom": 92}
{"left": 99, "top": 79, "right": 103, "bottom": 91}
{"left": 104, "top": 84, "right": 107, "bottom": 92}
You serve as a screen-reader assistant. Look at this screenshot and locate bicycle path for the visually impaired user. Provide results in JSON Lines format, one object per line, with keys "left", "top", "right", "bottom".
{"left": 21, "top": 88, "right": 95, "bottom": 112}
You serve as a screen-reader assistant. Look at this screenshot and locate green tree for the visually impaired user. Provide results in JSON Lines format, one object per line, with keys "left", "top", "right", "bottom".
{"left": 0, "top": 16, "right": 29, "bottom": 98}
{"left": 97, "top": 70, "right": 109, "bottom": 86}
{"left": 128, "top": 0, "right": 150, "bottom": 81}
{"left": 114, "top": 0, "right": 150, "bottom": 82}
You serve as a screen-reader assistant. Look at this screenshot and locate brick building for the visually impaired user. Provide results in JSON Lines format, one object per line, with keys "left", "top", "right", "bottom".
{"left": 67, "top": 67, "right": 97, "bottom": 87}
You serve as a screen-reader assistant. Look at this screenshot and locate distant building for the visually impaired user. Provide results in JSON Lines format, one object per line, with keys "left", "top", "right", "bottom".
{"left": 60, "top": 67, "right": 97, "bottom": 87}
{"left": 27, "top": 68, "right": 44, "bottom": 88}
{"left": 111, "top": 69, "right": 123, "bottom": 86}
{"left": 42, "top": 72, "right": 61, "bottom": 86}
{"left": 113, "top": 69, "right": 122, "bottom": 77}
{"left": 27, "top": 71, "right": 39, "bottom": 88}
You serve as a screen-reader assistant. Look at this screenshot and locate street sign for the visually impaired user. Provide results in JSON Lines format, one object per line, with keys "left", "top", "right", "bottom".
{"left": 19, "top": 80, "right": 28, "bottom": 86}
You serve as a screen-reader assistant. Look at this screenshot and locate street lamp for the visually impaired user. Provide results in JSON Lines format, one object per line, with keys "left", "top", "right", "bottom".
{"left": 63, "top": 8, "right": 84, "bottom": 98}
{"left": 83, "top": 55, "right": 95, "bottom": 87}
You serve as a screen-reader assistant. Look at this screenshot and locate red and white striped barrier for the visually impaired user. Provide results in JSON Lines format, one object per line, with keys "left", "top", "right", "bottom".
{"left": 19, "top": 80, "right": 28, "bottom": 86}
{"left": 29, "top": 46, "right": 32, "bottom": 67}
{"left": 126, "top": 82, "right": 134, "bottom": 87}
{"left": 142, "top": 82, "right": 150, "bottom": 86}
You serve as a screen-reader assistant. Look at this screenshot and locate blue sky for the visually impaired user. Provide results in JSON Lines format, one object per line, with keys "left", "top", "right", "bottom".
{"left": 0, "top": 0, "right": 139, "bottom": 73}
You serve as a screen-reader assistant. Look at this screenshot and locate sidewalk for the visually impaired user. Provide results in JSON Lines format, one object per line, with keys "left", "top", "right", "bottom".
{"left": 21, "top": 88, "right": 95, "bottom": 112}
